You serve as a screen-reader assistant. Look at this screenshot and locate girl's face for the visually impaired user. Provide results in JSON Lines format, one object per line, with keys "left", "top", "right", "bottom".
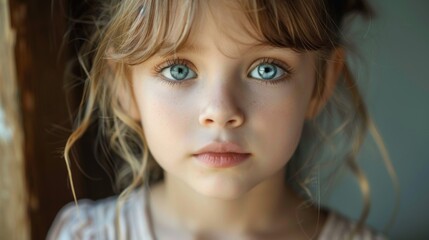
{"left": 129, "top": 2, "right": 318, "bottom": 199}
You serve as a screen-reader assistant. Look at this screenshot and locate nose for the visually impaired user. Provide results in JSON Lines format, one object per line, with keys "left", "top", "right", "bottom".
{"left": 198, "top": 82, "right": 245, "bottom": 129}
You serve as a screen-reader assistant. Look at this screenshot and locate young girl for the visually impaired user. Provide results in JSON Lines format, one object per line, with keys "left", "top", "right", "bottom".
{"left": 48, "top": 0, "right": 391, "bottom": 239}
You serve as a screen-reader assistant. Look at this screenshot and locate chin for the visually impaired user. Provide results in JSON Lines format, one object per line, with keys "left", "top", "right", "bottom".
{"left": 190, "top": 176, "right": 255, "bottom": 200}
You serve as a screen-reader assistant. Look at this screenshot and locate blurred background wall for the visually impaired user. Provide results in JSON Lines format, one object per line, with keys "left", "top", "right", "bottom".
{"left": 323, "top": 1, "right": 429, "bottom": 239}
{"left": 2, "top": 0, "right": 112, "bottom": 239}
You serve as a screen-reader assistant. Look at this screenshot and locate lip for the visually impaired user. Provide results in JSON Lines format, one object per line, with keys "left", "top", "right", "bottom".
{"left": 193, "top": 142, "right": 250, "bottom": 155}
{"left": 193, "top": 142, "right": 251, "bottom": 168}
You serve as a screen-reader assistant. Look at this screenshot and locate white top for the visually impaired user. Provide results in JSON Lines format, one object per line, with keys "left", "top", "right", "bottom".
{"left": 47, "top": 187, "right": 386, "bottom": 240}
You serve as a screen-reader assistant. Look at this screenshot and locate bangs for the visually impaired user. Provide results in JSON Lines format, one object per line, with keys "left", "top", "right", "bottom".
{"left": 240, "top": 0, "right": 338, "bottom": 51}
{"left": 106, "top": 0, "right": 338, "bottom": 65}
{"left": 106, "top": 0, "right": 199, "bottom": 65}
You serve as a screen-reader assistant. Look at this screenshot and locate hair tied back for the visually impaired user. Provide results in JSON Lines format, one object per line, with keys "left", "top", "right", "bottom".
{"left": 329, "top": 0, "right": 374, "bottom": 28}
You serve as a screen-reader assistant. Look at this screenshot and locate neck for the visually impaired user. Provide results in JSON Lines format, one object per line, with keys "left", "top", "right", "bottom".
{"left": 150, "top": 169, "right": 305, "bottom": 236}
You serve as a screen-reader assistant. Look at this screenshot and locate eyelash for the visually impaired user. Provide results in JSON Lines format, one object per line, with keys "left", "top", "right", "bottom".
{"left": 153, "top": 58, "right": 194, "bottom": 87}
{"left": 153, "top": 57, "right": 294, "bottom": 87}
{"left": 255, "top": 57, "right": 294, "bottom": 85}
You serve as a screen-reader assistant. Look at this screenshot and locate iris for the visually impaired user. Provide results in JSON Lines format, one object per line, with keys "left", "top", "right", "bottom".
{"left": 257, "top": 63, "right": 277, "bottom": 79}
{"left": 170, "top": 64, "right": 189, "bottom": 80}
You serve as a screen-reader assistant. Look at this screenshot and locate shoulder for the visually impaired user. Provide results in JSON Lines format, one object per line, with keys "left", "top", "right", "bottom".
{"left": 318, "top": 211, "right": 387, "bottom": 240}
{"left": 47, "top": 187, "right": 150, "bottom": 240}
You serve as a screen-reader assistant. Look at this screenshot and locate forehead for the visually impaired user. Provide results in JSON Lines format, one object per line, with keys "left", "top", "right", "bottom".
{"left": 166, "top": 0, "right": 267, "bottom": 56}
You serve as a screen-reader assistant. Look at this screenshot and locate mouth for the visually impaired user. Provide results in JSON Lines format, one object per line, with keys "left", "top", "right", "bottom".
{"left": 193, "top": 142, "right": 251, "bottom": 168}
{"left": 193, "top": 152, "right": 251, "bottom": 168}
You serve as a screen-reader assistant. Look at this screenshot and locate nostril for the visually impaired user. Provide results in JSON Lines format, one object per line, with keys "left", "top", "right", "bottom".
{"left": 205, "top": 119, "right": 214, "bottom": 124}
{"left": 199, "top": 111, "right": 244, "bottom": 128}
{"left": 227, "top": 119, "right": 236, "bottom": 125}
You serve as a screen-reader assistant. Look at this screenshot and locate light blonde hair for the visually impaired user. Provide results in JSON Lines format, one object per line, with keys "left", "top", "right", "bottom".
{"left": 64, "top": 0, "right": 399, "bottom": 238}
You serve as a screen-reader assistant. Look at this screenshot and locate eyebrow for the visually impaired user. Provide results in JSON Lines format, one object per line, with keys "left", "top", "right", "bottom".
{"left": 168, "top": 42, "right": 286, "bottom": 56}
{"left": 156, "top": 43, "right": 202, "bottom": 57}
{"left": 177, "top": 44, "right": 204, "bottom": 53}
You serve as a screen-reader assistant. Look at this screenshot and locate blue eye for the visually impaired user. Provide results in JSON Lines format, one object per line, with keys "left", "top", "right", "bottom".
{"left": 161, "top": 64, "right": 197, "bottom": 81}
{"left": 249, "top": 63, "right": 286, "bottom": 80}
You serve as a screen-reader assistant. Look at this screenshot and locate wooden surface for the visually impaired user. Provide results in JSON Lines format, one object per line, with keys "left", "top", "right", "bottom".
{"left": 1, "top": 0, "right": 116, "bottom": 238}
{"left": 0, "top": 0, "right": 30, "bottom": 239}
{"left": 7, "top": 0, "right": 86, "bottom": 239}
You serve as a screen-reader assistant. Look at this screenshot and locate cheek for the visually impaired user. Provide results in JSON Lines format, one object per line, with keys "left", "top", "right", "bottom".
{"left": 134, "top": 82, "right": 193, "bottom": 167}
{"left": 250, "top": 80, "right": 314, "bottom": 168}
{"left": 252, "top": 96, "right": 307, "bottom": 166}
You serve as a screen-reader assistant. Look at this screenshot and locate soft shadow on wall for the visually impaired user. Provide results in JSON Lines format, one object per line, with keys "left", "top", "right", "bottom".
{"left": 322, "top": 1, "right": 429, "bottom": 240}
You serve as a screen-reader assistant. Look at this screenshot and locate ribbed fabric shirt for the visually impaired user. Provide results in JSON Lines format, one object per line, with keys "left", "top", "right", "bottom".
{"left": 47, "top": 188, "right": 385, "bottom": 240}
